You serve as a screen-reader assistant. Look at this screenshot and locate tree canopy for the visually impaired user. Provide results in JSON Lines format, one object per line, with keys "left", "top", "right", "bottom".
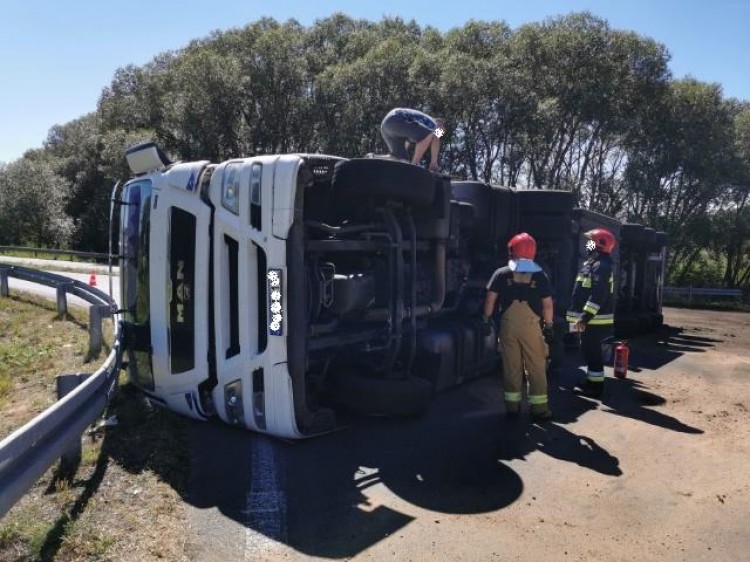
{"left": 0, "top": 12, "right": 748, "bottom": 287}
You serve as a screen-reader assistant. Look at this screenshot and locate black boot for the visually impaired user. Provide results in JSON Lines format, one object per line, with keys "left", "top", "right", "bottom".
{"left": 578, "top": 379, "right": 604, "bottom": 398}
{"left": 531, "top": 409, "right": 554, "bottom": 423}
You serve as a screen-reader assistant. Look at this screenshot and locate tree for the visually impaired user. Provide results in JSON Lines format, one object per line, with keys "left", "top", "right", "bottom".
{"left": 0, "top": 159, "right": 72, "bottom": 247}
{"left": 625, "top": 80, "right": 738, "bottom": 276}
{"left": 1, "top": 11, "right": 746, "bottom": 281}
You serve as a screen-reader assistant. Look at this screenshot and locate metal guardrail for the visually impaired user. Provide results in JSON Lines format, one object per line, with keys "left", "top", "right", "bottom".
{"left": 0, "top": 265, "right": 122, "bottom": 519}
{"left": 664, "top": 286, "right": 743, "bottom": 299}
{"left": 0, "top": 245, "right": 109, "bottom": 262}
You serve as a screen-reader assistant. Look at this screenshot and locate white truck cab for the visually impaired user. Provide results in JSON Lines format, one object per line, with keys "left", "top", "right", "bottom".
{"left": 118, "top": 143, "right": 332, "bottom": 438}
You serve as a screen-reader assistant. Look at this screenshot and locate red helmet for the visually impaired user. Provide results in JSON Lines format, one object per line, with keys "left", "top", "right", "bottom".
{"left": 585, "top": 228, "right": 616, "bottom": 254}
{"left": 508, "top": 232, "right": 537, "bottom": 260}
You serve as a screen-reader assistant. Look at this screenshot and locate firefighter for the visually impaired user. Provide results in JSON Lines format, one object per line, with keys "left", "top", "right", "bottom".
{"left": 567, "top": 228, "right": 617, "bottom": 398}
{"left": 483, "top": 233, "right": 555, "bottom": 422}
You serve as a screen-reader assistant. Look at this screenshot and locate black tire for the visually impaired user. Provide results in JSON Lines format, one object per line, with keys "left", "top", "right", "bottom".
{"left": 643, "top": 227, "right": 657, "bottom": 247}
{"left": 552, "top": 238, "right": 575, "bottom": 311}
{"left": 518, "top": 214, "right": 574, "bottom": 239}
{"left": 615, "top": 316, "right": 639, "bottom": 338}
{"left": 451, "top": 180, "right": 493, "bottom": 206}
{"left": 636, "top": 311, "right": 655, "bottom": 333}
{"left": 548, "top": 340, "right": 565, "bottom": 369}
{"left": 516, "top": 189, "right": 575, "bottom": 214}
{"left": 328, "top": 373, "right": 433, "bottom": 417}
{"left": 620, "top": 223, "right": 646, "bottom": 244}
{"left": 653, "top": 312, "right": 664, "bottom": 329}
{"left": 450, "top": 181, "right": 495, "bottom": 239}
{"left": 332, "top": 158, "right": 436, "bottom": 208}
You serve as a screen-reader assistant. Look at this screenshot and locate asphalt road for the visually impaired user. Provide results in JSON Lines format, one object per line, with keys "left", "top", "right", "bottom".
{"left": 185, "top": 307, "right": 750, "bottom": 561}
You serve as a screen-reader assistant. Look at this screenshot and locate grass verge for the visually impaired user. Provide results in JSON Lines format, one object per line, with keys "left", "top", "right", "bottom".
{"left": 0, "top": 292, "right": 190, "bottom": 561}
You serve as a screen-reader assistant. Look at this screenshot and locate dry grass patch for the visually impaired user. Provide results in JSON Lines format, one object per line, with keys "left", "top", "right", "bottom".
{"left": 0, "top": 292, "right": 191, "bottom": 561}
{"left": 0, "top": 293, "right": 112, "bottom": 437}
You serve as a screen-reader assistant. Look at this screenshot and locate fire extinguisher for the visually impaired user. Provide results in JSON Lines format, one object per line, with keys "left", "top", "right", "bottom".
{"left": 613, "top": 340, "right": 629, "bottom": 379}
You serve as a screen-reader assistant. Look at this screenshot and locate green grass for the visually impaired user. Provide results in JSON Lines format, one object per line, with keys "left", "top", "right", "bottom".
{"left": 0, "top": 295, "right": 92, "bottom": 410}
{"left": 0, "top": 372, "right": 10, "bottom": 409}
{"left": 0, "top": 508, "right": 52, "bottom": 559}
{"left": 0, "top": 248, "right": 89, "bottom": 263}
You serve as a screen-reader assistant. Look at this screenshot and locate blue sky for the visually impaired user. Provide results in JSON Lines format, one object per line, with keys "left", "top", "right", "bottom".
{"left": 1, "top": 0, "right": 748, "bottom": 163}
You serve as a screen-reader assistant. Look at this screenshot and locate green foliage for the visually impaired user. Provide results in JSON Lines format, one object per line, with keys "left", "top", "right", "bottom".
{"left": 0, "top": 12, "right": 748, "bottom": 288}
{"left": 0, "top": 158, "right": 72, "bottom": 247}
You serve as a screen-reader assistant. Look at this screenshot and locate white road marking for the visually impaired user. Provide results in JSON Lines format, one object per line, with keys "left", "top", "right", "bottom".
{"left": 244, "top": 436, "right": 287, "bottom": 559}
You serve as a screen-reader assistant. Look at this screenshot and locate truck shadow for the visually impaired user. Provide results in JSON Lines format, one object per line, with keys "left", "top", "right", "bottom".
{"left": 625, "top": 325, "right": 720, "bottom": 372}
{"left": 181, "top": 375, "right": 623, "bottom": 559}
{"left": 96, "top": 342, "right": 701, "bottom": 560}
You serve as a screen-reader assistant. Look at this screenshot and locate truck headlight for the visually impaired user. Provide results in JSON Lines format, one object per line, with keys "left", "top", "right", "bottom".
{"left": 267, "top": 268, "right": 283, "bottom": 336}
{"left": 222, "top": 163, "right": 241, "bottom": 214}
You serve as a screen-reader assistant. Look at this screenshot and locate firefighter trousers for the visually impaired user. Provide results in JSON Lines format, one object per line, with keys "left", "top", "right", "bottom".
{"left": 581, "top": 324, "right": 613, "bottom": 382}
{"left": 498, "top": 301, "right": 549, "bottom": 415}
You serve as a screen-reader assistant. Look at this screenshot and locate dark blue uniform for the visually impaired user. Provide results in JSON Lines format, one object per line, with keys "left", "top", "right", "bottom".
{"left": 567, "top": 254, "right": 614, "bottom": 384}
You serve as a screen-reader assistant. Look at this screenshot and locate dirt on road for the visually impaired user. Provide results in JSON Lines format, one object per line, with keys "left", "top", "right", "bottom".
{"left": 261, "top": 307, "right": 750, "bottom": 562}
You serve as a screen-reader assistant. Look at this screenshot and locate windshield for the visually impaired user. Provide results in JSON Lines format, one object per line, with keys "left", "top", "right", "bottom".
{"left": 120, "top": 180, "right": 154, "bottom": 389}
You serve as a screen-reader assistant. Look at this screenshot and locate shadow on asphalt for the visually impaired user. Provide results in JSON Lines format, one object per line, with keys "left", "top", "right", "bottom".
{"left": 151, "top": 326, "right": 706, "bottom": 559}
{"left": 555, "top": 329, "right": 705, "bottom": 436}
{"left": 621, "top": 324, "right": 720, "bottom": 372}
{"left": 182, "top": 371, "right": 629, "bottom": 559}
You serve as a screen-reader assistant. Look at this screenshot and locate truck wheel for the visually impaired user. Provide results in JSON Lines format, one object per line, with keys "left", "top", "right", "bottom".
{"left": 643, "top": 227, "right": 657, "bottom": 248}
{"left": 615, "top": 316, "right": 639, "bottom": 338}
{"left": 654, "top": 231, "right": 668, "bottom": 250}
{"left": 621, "top": 223, "right": 646, "bottom": 244}
{"left": 332, "top": 158, "right": 436, "bottom": 208}
{"left": 328, "top": 372, "right": 433, "bottom": 417}
{"left": 548, "top": 340, "right": 565, "bottom": 370}
{"left": 518, "top": 215, "right": 574, "bottom": 239}
{"left": 653, "top": 313, "right": 664, "bottom": 329}
{"left": 516, "top": 189, "right": 575, "bottom": 214}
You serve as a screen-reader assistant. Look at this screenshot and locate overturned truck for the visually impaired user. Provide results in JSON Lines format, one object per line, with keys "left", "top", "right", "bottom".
{"left": 114, "top": 144, "right": 667, "bottom": 438}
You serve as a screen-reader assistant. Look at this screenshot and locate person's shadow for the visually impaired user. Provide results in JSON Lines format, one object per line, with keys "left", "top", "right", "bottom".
{"left": 550, "top": 332, "right": 704, "bottom": 435}
{"left": 495, "top": 416, "right": 622, "bottom": 477}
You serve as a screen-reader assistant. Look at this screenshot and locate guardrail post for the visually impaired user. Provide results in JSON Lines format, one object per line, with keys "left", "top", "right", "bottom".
{"left": 56, "top": 373, "right": 91, "bottom": 472}
{"left": 0, "top": 266, "right": 9, "bottom": 297}
{"left": 89, "top": 304, "right": 113, "bottom": 356}
{"left": 56, "top": 281, "right": 73, "bottom": 316}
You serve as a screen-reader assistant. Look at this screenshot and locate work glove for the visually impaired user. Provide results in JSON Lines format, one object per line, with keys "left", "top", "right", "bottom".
{"left": 542, "top": 324, "right": 554, "bottom": 346}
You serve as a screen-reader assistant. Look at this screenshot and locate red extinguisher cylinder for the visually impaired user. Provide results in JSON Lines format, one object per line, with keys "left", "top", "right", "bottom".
{"left": 614, "top": 341, "right": 629, "bottom": 378}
